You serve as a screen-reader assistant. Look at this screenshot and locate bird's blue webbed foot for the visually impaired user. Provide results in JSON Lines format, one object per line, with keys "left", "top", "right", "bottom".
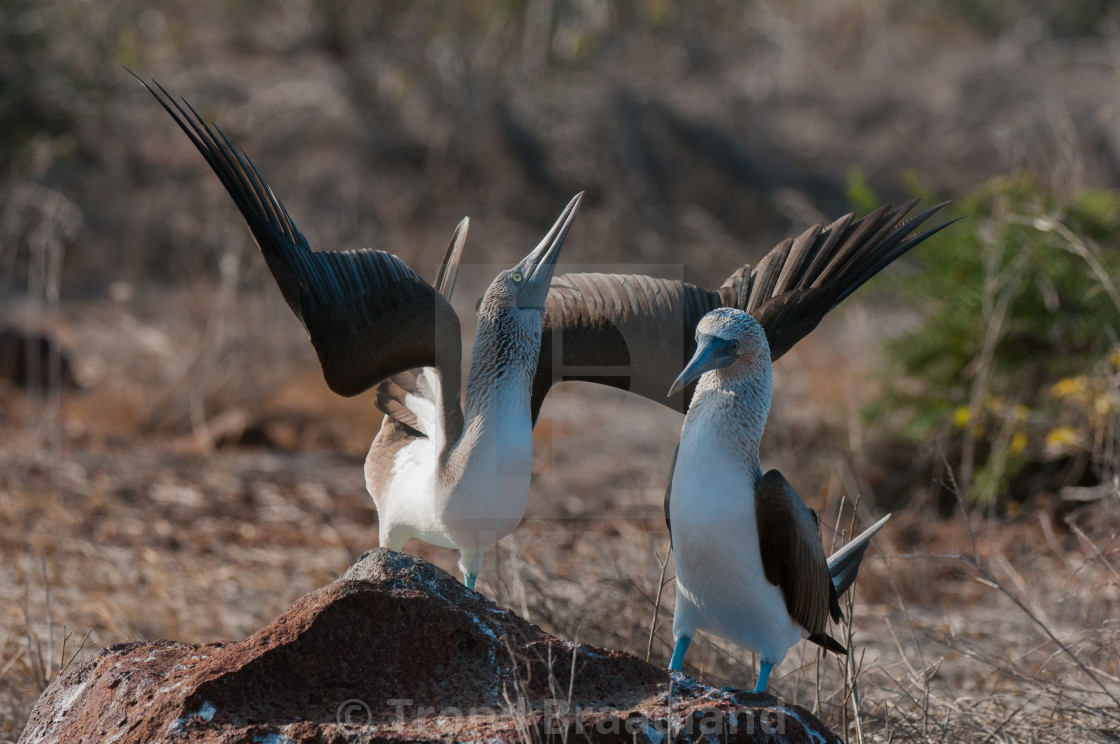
{"left": 463, "top": 573, "right": 477, "bottom": 591}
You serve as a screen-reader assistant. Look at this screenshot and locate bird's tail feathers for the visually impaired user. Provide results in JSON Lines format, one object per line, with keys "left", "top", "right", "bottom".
{"left": 807, "top": 631, "right": 848, "bottom": 656}
{"left": 827, "top": 513, "right": 890, "bottom": 597}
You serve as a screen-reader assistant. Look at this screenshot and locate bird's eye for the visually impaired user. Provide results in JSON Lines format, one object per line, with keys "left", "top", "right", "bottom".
{"left": 730, "top": 341, "right": 739, "bottom": 353}
{"left": 511, "top": 270, "right": 523, "bottom": 283}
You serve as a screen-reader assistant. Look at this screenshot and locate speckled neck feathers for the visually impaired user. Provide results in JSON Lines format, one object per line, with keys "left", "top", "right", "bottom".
{"left": 464, "top": 311, "right": 542, "bottom": 415}
{"left": 686, "top": 358, "right": 772, "bottom": 477}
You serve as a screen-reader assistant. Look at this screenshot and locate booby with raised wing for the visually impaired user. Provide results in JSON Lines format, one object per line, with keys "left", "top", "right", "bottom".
{"left": 136, "top": 77, "right": 581, "bottom": 590}
{"left": 664, "top": 308, "right": 890, "bottom": 692}
{"left": 136, "top": 75, "right": 951, "bottom": 594}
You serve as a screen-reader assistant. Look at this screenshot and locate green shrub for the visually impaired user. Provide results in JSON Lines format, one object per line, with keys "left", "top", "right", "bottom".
{"left": 870, "top": 174, "right": 1120, "bottom": 506}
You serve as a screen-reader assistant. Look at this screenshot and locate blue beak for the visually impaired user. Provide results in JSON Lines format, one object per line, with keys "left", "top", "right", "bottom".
{"left": 667, "top": 334, "right": 740, "bottom": 397}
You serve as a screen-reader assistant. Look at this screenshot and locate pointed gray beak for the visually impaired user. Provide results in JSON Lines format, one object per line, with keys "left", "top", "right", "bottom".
{"left": 515, "top": 192, "right": 583, "bottom": 309}
{"left": 667, "top": 334, "right": 740, "bottom": 397}
{"left": 434, "top": 216, "right": 469, "bottom": 299}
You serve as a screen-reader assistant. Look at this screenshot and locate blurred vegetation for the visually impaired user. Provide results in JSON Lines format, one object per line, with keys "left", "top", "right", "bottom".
{"left": 871, "top": 175, "right": 1120, "bottom": 508}
{"left": 898, "top": 0, "right": 1119, "bottom": 36}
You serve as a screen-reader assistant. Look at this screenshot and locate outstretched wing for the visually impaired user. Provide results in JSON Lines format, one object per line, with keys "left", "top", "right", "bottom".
{"left": 135, "top": 75, "right": 464, "bottom": 437}
{"left": 531, "top": 201, "right": 955, "bottom": 422}
{"left": 745, "top": 200, "right": 953, "bottom": 360}
{"left": 755, "top": 469, "right": 844, "bottom": 653}
{"left": 534, "top": 273, "right": 722, "bottom": 421}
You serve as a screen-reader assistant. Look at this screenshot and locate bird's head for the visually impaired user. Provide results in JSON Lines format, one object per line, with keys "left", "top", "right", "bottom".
{"left": 668, "top": 308, "right": 771, "bottom": 396}
{"left": 477, "top": 193, "right": 583, "bottom": 324}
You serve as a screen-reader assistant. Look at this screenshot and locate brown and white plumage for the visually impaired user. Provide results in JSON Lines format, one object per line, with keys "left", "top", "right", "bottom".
{"left": 136, "top": 75, "right": 582, "bottom": 589}
{"left": 665, "top": 308, "right": 890, "bottom": 692}
{"left": 754, "top": 470, "right": 844, "bottom": 654}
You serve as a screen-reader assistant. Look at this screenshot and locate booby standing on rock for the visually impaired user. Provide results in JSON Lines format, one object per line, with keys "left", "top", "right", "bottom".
{"left": 364, "top": 195, "right": 583, "bottom": 590}
{"left": 666, "top": 308, "right": 890, "bottom": 692}
{"left": 135, "top": 76, "right": 581, "bottom": 591}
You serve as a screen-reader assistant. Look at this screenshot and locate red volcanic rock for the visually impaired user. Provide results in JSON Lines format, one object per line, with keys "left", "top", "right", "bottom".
{"left": 18, "top": 549, "right": 839, "bottom": 743}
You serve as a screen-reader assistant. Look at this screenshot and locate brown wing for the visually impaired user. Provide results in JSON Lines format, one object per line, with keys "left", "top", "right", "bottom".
{"left": 530, "top": 201, "right": 955, "bottom": 423}
{"left": 755, "top": 469, "right": 842, "bottom": 643}
{"left": 745, "top": 200, "right": 956, "bottom": 360}
{"left": 136, "top": 76, "right": 463, "bottom": 438}
{"left": 534, "top": 274, "right": 723, "bottom": 421}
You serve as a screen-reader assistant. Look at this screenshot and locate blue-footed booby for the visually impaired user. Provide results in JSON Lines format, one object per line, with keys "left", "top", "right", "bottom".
{"left": 136, "top": 74, "right": 952, "bottom": 592}
{"left": 136, "top": 76, "right": 581, "bottom": 590}
{"left": 665, "top": 308, "right": 890, "bottom": 692}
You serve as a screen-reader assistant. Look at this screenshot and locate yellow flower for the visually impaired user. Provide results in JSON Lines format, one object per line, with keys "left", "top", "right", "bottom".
{"left": 1009, "top": 431, "right": 1028, "bottom": 457}
{"left": 1051, "top": 376, "right": 1088, "bottom": 399}
{"left": 953, "top": 406, "right": 971, "bottom": 429}
{"left": 1111, "top": 348, "right": 1120, "bottom": 370}
{"left": 1045, "top": 426, "right": 1082, "bottom": 452}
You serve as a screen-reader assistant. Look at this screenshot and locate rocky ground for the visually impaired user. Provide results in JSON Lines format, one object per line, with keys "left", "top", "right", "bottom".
{"left": 17, "top": 550, "right": 842, "bottom": 744}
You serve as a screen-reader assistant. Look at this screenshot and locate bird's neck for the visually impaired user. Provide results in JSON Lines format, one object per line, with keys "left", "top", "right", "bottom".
{"left": 685, "top": 362, "right": 772, "bottom": 477}
{"left": 443, "top": 313, "right": 541, "bottom": 480}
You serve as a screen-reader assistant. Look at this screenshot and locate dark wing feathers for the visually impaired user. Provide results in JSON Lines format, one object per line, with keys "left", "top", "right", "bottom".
{"left": 718, "top": 263, "right": 751, "bottom": 299}
{"left": 534, "top": 201, "right": 953, "bottom": 421}
{"left": 755, "top": 470, "right": 844, "bottom": 648}
{"left": 741, "top": 200, "right": 955, "bottom": 361}
{"left": 663, "top": 442, "right": 680, "bottom": 540}
{"left": 140, "top": 74, "right": 952, "bottom": 448}
{"left": 136, "top": 75, "right": 463, "bottom": 407}
{"left": 773, "top": 223, "right": 820, "bottom": 297}
{"left": 299, "top": 249, "right": 463, "bottom": 399}
{"left": 534, "top": 273, "right": 725, "bottom": 422}
{"left": 748, "top": 237, "right": 792, "bottom": 312}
